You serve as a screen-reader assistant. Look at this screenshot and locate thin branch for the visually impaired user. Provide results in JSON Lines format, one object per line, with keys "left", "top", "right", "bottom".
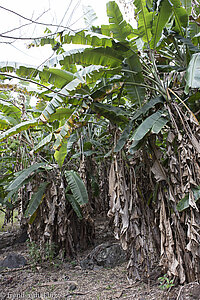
{"left": 66, "top": 0, "right": 81, "bottom": 29}
{"left": 35, "top": 53, "right": 55, "bottom": 73}
{"left": 0, "top": 98, "right": 22, "bottom": 111}
{"left": 0, "top": 5, "right": 94, "bottom": 43}
{"left": 195, "top": 109, "right": 200, "bottom": 116}
{"left": 9, "top": 43, "right": 38, "bottom": 59}
{"left": 57, "top": 0, "right": 74, "bottom": 32}
{"left": 39, "top": 280, "right": 78, "bottom": 287}
{"left": 0, "top": 32, "right": 61, "bottom": 41}
{"left": 0, "top": 8, "right": 50, "bottom": 35}
{"left": 0, "top": 72, "right": 54, "bottom": 92}
{"left": 0, "top": 5, "right": 74, "bottom": 32}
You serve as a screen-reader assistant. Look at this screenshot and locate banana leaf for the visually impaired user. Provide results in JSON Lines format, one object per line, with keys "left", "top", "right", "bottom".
{"left": 114, "top": 96, "right": 164, "bottom": 152}
{"left": 25, "top": 182, "right": 49, "bottom": 218}
{"left": 0, "top": 120, "right": 38, "bottom": 142}
{"left": 65, "top": 170, "right": 88, "bottom": 206}
{"left": 185, "top": 53, "right": 200, "bottom": 93}
{"left": 134, "top": 0, "right": 153, "bottom": 43}
{"left": 150, "top": 0, "right": 172, "bottom": 49}
{"left": 54, "top": 140, "right": 68, "bottom": 168}
{"left": 177, "top": 186, "right": 200, "bottom": 211}
{"left": 106, "top": 1, "right": 132, "bottom": 41}
{"left": 123, "top": 54, "right": 145, "bottom": 105}
{"left": 7, "top": 163, "right": 50, "bottom": 191}
{"left": 66, "top": 194, "right": 83, "bottom": 219}
{"left": 91, "top": 102, "right": 129, "bottom": 126}
{"left": 30, "top": 133, "right": 53, "bottom": 154}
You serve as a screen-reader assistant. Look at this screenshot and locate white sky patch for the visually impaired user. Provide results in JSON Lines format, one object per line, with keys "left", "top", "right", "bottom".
{"left": 0, "top": 0, "right": 110, "bottom": 66}
{"left": 0, "top": 0, "right": 136, "bottom": 66}
{"left": 0, "top": 0, "right": 136, "bottom": 106}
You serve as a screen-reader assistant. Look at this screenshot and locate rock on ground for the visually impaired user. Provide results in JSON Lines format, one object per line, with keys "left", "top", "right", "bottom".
{"left": 0, "top": 252, "right": 27, "bottom": 270}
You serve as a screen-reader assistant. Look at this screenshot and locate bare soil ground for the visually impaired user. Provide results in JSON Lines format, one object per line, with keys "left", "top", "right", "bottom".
{"left": 0, "top": 219, "right": 199, "bottom": 300}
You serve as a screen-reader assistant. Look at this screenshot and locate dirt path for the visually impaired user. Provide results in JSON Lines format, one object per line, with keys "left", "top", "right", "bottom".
{"left": 0, "top": 241, "right": 178, "bottom": 300}
{"left": 0, "top": 222, "right": 199, "bottom": 300}
{"left": 0, "top": 259, "right": 172, "bottom": 299}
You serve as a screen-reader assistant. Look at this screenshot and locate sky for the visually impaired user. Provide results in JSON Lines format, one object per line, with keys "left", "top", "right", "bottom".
{"left": 0, "top": 0, "right": 135, "bottom": 105}
{"left": 0, "top": 0, "right": 111, "bottom": 66}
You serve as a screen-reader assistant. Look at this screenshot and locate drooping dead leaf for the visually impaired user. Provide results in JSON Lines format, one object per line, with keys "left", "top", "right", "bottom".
{"left": 151, "top": 160, "right": 166, "bottom": 181}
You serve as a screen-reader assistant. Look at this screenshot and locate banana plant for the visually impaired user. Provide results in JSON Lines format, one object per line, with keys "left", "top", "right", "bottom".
{"left": 3, "top": 162, "right": 88, "bottom": 222}
{"left": 0, "top": 0, "right": 199, "bottom": 283}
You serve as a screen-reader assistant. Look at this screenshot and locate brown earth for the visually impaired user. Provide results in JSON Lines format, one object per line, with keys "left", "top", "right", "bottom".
{"left": 0, "top": 218, "right": 199, "bottom": 300}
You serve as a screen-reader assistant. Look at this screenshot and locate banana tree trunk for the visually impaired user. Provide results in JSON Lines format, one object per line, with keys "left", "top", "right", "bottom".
{"left": 109, "top": 104, "right": 200, "bottom": 283}
{"left": 28, "top": 169, "right": 94, "bottom": 258}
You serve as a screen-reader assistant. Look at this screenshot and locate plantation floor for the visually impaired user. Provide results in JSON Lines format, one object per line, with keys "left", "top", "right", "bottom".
{"left": 0, "top": 220, "right": 199, "bottom": 300}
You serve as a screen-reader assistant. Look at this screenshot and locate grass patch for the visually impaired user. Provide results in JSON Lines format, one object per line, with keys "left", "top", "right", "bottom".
{"left": 0, "top": 210, "right": 19, "bottom": 232}
{"left": 0, "top": 211, "right": 5, "bottom": 229}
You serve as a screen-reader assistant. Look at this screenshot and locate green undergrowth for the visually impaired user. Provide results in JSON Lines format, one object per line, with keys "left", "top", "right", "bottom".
{"left": 0, "top": 210, "right": 19, "bottom": 232}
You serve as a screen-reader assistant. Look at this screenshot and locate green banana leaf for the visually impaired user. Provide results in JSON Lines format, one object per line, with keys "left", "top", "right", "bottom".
{"left": 114, "top": 121, "right": 133, "bottom": 152}
{"left": 129, "top": 138, "right": 144, "bottom": 154}
{"left": 185, "top": 53, "right": 200, "bottom": 93}
{"left": 0, "top": 99, "right": 22, "bottom": 122}
{"left": 129, "top": 110, "right": 165, "bottom": 153}
{"left": 31, "top": 133, "right": 53, "bottom": 154}
{"left": 170, "top": 0, "right": 188, "bottom": 35}
{"left": 181, "top": 0, "right": 192, "bottom": 14}
{"left": 91, "top": 102, "right": 129, "bottom": 126}
{"left": 0, "top": 61, "right": 38, "bottom": 78}
{"left": 134, "top": 0, "right": 153, "bottom": 43}
{"left": 65, "top": 170, "right": 88, "bottom": 206}
{"left": 129, "top": 111, "right": 169, "bottom": 154}
{"left": 0, "top": 112, "right": 21, "bottom": 128}
{"left": 74, "top": 65, "right": 110, "bottom": 85}
{"left": 132, "top": 96, "right": 164, "bottom": 119}
{"left": 106, "top": 1, "right": 132, "bottom": 41}
{"left": 48, "top": 108, "right": 74, "bottom": 122}
{"left": 53, "top": 119, "right": 74, "bottom": 151}
{"left": 91, "top": 81, "right": 123, "bottom": 101}
{"left": 0, "top": 112, "right": 11, "bottom": 129}
{"left": 114, "top": 96, "right": 164, "bottom": 152}
{"left": 7, "top": 163, "right": 50, "bottom": 191}
{"left": 60, "top": 47, "right": 123, "bottom": 69}
{"left": 39, "top": 68, "right": 76, "bottom": 89}
{"left": 131, "top": 110, "right": 164, "bottom": 141}
{"left": 0, "top": 119, "right": 38, "bottom": 142}
{"left": 34, "top": 29, "right": 113, "bottom": 50}
{"left": 39, "top": 95, "right": 64, "bottom": 122}
{"left": 67, "top": 132, "right": 78, "bottom": 152}
{"left": 123, "top": 54, "right": 145, "bottom": 105}
{"left": 54, "top": 140, "right": 68, "bottom": 168}
{"left": 25, "top": 182, "right": 49, "bottom": 218}
{"left": 177, "top": 186, "right": 200, "bottom": 211}
{"left": 66, "top": 194, "right": 83, "bottom": 219}
{"left": 60, "top": 30, "right": 113, "bottom": 48}
{"left": 174, "top": 34, "right": 199, "bottom": 53}
{"left": 190, "top": 22, "right": 200, "bottom": 46}
{"left": 151, "top": 116, "right": 169, "bottom": 134}
{"left": 150, "top": 0, "right": 172, "bottom": 49}
{"left": 3, "top": 188, "right": 20, "bottom": 208}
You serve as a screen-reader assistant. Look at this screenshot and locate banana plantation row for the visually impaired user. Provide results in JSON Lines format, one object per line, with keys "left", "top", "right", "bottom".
{"left": 0, "top": 0, "right": 199, "bottom": 283}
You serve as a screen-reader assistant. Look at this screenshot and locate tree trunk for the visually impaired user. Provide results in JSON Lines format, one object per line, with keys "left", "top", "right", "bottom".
{"left": 109, "top": 105, "right": 200, "bottom": 283}
{"left": 27, "top": 168, "right": 95, "bottom": 258}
